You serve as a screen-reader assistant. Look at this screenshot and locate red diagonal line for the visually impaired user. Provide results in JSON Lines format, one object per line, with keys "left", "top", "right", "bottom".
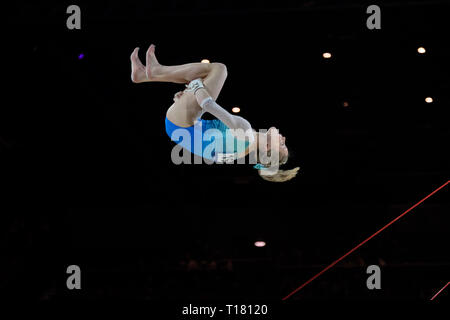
{"left": 430, "top": 281, "right": 450, "bottom": 301}
{"left": 282, "top": 180, "right": 449, "bottom": 301}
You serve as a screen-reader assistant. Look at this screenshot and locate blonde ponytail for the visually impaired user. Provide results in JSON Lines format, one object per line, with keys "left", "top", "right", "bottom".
{"left": 258, "top": 167, "right": 300, "bottom": 182}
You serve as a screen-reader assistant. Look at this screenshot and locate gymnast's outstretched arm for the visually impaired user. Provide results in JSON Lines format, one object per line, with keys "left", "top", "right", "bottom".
{"left": 187, "top": 80, "right": 255, "bottom": 142}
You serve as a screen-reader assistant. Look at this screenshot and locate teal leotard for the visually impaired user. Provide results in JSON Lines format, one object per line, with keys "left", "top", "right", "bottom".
{"left": 165, "top": 117, "right": 251, "bottom": 162}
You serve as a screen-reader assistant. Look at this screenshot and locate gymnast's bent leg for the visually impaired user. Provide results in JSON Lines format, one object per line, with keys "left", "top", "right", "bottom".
{"left": 130, "top": 44, "right": 229, "bottom": 126}
{"left": 131, "top": 44, "right": 226, "bottom": 91}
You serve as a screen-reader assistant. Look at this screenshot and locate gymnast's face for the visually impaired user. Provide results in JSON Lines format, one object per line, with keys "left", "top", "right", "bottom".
{"left": 266, "top": 127, "right": 288, "bottom": 161}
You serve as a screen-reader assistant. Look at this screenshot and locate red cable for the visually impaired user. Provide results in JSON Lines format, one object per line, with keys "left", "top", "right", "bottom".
{"left": 282, "top": 180, "right": 449, "bottom": 301}
{"left": 430, "top": 281, "right": 450, "bottom": 301}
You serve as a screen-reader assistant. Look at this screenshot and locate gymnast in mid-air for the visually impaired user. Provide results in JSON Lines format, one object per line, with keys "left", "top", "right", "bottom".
{"left": 130, "top": 44, "right": 299, "bottom": 182}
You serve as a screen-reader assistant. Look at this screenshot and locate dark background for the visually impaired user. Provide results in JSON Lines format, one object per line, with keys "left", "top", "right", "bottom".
{"left": 2, "top": 0, "right": 449, "bottom": 301}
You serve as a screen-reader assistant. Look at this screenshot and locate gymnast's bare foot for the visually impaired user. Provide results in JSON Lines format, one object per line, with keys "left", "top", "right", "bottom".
{"left": 145, "top": 44, "right": 162, "bottom": 80}
{"left": 130, "top": 47, "right": 147, "bottom": 83}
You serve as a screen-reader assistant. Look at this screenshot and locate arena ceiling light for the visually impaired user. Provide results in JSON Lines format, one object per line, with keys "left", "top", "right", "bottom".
{"left": 254, "top": 241, "right": 266, "bottom": 248}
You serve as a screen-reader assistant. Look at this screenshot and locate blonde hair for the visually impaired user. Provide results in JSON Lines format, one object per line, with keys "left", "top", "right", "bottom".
{"left": 258, "top": 167, "right": 300, "bottom": 182}
{"left": 256, "top": 141, "right": 298, "bottom": 182}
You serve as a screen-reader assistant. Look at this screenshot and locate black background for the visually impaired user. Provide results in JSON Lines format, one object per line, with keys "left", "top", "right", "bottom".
{"left": 2, "top": 0, "right": 449, "bottom": 302}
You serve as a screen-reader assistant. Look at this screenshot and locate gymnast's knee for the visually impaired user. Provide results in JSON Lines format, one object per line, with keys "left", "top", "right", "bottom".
{"left": 211, "top": 62, "right": 228, "bottom": 79}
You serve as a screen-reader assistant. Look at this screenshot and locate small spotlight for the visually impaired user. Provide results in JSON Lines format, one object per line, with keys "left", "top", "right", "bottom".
{"left": 201, "top": 59, "right": 210, "bottom": 63}
{"left": 342, "top": 101, "right": 349, "bottom": 108}
{"left": 254, "top": 241, "right": 266, "bottom": 248}
{"left": 425, "top": 97, "right": 433, "bottom": 103}
{"left": 417, "top": 47, "right": 426, "bottom": 54}
{"left": 322, "top": 52, "right": 332, "bottom": 59}
{"left": 78, "top": 53, "right": 85, "bottom": 60}
{"left": 232, "top": 107, "right": 240, "bottom": 113}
